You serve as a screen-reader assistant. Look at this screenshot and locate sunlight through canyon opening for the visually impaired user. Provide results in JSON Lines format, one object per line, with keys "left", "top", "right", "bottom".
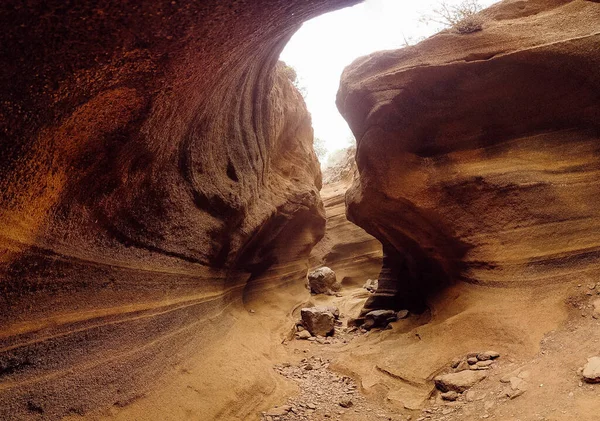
{"left": 280, "top": 0, "right": 499, "bottom": 167}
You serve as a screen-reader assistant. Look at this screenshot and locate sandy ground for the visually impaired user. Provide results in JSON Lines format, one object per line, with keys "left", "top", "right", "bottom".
{"left": 63, "top": 171, "right": 600, "bottom": 421}
{"left": 64, "top": 267, "right": 600, "bottom": 421}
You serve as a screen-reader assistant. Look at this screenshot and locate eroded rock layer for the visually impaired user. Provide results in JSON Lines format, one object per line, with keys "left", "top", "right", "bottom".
{"left": 310, "top": 147, "right": 382, "bottom": 287}
{"left": 0, "top": 1, "right": 359, "bottom": 419}
{"left": 337, "top": 0, "right": 600, "bottom": 311}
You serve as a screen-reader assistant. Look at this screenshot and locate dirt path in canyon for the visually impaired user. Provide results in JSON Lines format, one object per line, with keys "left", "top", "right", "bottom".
{"left": 258, "top": 280, "right": 600, "bottom": 421}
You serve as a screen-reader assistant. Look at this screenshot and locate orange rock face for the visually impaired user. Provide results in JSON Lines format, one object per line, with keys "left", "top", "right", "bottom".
{"left": 0, "top": 1, "right": 358, "bottom": 418}
{"left": 311, "top": 147, "right": 382, "bottom": 287}
{"left": 337, "top": 0, "right": 600, "bottom": 312}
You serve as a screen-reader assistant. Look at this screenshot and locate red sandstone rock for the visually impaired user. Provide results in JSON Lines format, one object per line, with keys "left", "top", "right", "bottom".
{"left": 0, "top": 1, "right": 359, "bottom": 419}
{"left": 337, "top": 0, "right": 600, "bottom": 312}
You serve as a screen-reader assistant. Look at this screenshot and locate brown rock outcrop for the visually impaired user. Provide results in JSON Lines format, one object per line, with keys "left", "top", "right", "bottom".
{"left": 0, "top": 1, "right": 359, "bottom": 419}
{"left": 310, "top": 147, "right": 383, "bottom": 287}
{"left": 337, "top": 0, "right": 600, "bottom": 312}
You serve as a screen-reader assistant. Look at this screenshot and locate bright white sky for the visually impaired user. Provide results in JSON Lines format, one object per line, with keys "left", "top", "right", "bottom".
{"left": 280, "top": 0, "right": 498, "bottom": 163}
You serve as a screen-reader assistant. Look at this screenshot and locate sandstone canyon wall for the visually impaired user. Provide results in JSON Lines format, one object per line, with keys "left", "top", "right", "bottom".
{"left": 337, "top": 0, "right": 600, "bottom": 313}
{"left": 310, "top": 147, "right": 382, "bottom": 287}
{"left": 0, "top": 1, "right": 359, "bottom": 419}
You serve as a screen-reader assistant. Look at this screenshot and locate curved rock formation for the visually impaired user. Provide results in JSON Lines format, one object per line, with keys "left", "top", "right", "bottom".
{"left": 0, "top": 1, "right": 360, "bottom": 419}
{"left": 337, "top": 0, "right": 600, "bottom": 312}
{"left": 310, "top": 147, "right": 382, "bottom": 287}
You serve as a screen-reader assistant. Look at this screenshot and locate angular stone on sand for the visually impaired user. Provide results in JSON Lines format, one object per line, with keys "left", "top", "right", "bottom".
{"left": 301, "top": 306, "right": 336, "bottom": 336}
{"left": 397, "top": 309, "right": 409, "bottom": 319}
{"left": 296, "top": 330, "right": 312, "bottom": 340}
{"left": 441, "top": 391, "right": 459, "bottom": 401}
{"left": 593, "top": 299, "right": 600, "bottom": 318}
{"left": 509, "top": 377, "right": 527, "bottom": 391}
{"left": 477, "top": 351, "right": 500, "bottom": 361}
{"left": 363, "top": 309, "right": 397, "bottom": 329}
{"left": 582, "top": 356, "right": 600, "bottom": 383}
{"left": 307, "top": 267, "right": 340, "bottom": 295}
{"left": 363, "top": 278, "right": 378, "bottom": 293}
{"left": 323, "top": 305, "right": 340, "bottom": 319}
{"left": 434, "top": 370, "right": 488, "bottom": 393}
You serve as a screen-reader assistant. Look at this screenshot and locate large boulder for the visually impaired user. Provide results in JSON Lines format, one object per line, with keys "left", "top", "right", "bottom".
{"left": 301, "top": 306, "right": 338, "bottom": 337}
{"left": 307, "top": 267, "right": 341, "bottom": 295}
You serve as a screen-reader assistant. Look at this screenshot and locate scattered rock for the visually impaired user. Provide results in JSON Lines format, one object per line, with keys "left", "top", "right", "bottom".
{"left": 296, "top": 330, "right": 312, "bottom": 340}
{"left": 301, "top": 307, "right": 336, "bottom": 336}
{"left": 434, "top": 370, "right": 488, "bottom": 393}
{"left": 397, "top": 309, "right": 409, "bottom": 319}
{"left": 441, "top": 391, "right": 459, "bottom": 401}
{"left": 465, "top": 390, "right": 476, "bottom": 402}
{"left": 582, "top": 356, "right": 600, "bottom": 383}
{"left": 363, "top": 309, "right": 397, "bottom": 330}
{"left": 509, "top": 377, "right": 527, "bottom": 391}
{"left": 347, "top": 317, "right": 364, "bottom": 328}
{"left": 363, "top": 279, "right": 378, "bottom": 293}
{"left": 307, "top": 267, "right": 340, "bottom": 295}
{"left": 323, "top": 306, "right": 341, "bottom": 319}
{"left": 506, "top": 388, "right": 525, "bottom": 399}
{"left": 455, "top": 361, "right": 470, "bottom": 371}
{"left": 476, "top": 360, "right": 494, "bottom": 368}
{"left": 265, "top": 405, "right": 291, "bottom": 416}
{"left": 467, "top": 357, "right": 478, "bottom": 365}
{"left": 339, "top": 399, "right": 353, "bottom": 408}
{"left": 592, "top": 299, "right": 600, "bottom": 319}
{"left": 477, "top": 351, "right": 500, "bottom": 361}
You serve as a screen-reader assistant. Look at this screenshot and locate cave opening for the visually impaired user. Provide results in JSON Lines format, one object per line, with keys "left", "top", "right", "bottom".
{"left": 279, "top": 0, "right": 498, "bottom": 167}
{"left": 281, "top": 0, "right": 499, "bottom": 316}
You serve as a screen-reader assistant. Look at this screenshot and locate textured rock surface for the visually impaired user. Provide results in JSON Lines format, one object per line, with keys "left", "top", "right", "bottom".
{"left": 0, "top": 1, "right": 359, "bottom": 419}
{"left": 435, "top": 370, "right": 488, "bottom": 393}
{"left": 307, "top": 266, "right": 340, "bottom": 294}
{"left": 337, "top": 0, "right": 600, "bottom": 312}
{"left": 310, "top": 147, "right": 383, "bottom": 287}
{"left": 582, "top": 357, "right": 600, "bottom": 383}
{"left": 301, "top": 307, "right": 336, "bottom": 337}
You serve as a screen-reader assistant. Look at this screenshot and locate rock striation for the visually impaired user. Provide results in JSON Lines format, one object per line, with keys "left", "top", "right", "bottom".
{"left": 310, "top": 146, "right": 383, "bottom": 287}
{"left": 337, "top": 0, "right": 600, "bottom": 312}
{"left": 0, "top": 1, "right": 359, "bottom": 419}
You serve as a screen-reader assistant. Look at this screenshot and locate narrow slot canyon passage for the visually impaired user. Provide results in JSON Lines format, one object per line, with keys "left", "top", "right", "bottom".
{"left": 2, "top": 1, "right": 600, "bottom": 421}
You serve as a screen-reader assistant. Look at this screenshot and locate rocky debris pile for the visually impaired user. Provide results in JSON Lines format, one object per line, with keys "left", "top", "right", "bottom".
{"left": 307, "top": 267, "right": 341, "bottom": 295}
{"left": 450, "top": 351, "right": 500, "bottom": 372}
{"left": 363, "top": 279, "right": 378, "bottom": 293}
{"left": 434, "top": 351, "right": 500, "bottom": 400}
{"left": 349, "top": 309, "right": 409, "bottom": 331}
{"left": 581, "top": 357, "right": 600, "bottom": 383}
{"left": 496, "top": 366, "right": 530, "bottom": 400}
{"left": 262, "top": 357, "right": 366, "bottom": 421}
{"left": 298, "top": 306, "right": 340, "bottom": 337}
